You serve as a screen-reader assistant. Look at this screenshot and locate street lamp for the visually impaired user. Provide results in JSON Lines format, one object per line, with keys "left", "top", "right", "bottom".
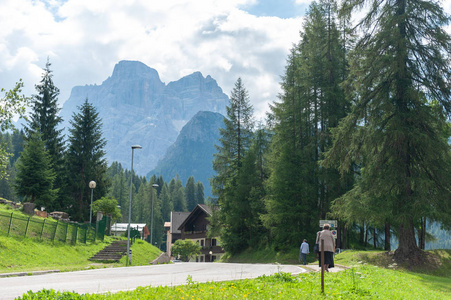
{"left": 150, "top": 183, "right": 159, "bottom": 245}
{"left": 89, "top": 181, "right": 96, "bottom": 224}
{"left": 127, "top": 145, "right": 142, "bottom": 266}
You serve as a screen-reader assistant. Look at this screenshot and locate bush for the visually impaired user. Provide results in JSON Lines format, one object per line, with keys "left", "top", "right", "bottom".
{"left": 171, "top": 239, "right": 201, "bottom": 262}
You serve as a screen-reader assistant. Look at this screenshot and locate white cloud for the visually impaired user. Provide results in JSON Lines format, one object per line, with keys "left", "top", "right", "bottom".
{"left": 0, "top": 0, "right": 305, "bottom": 120}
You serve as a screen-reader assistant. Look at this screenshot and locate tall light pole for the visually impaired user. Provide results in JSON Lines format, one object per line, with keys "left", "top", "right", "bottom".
{"left": 150, "top": 183, "right": 159, "bottom": 245}
{"left": 127, "top": 145, "right": 142, "bottom": 266}
{"left": 89, "top": 181, "right": 96, "bottom": 224}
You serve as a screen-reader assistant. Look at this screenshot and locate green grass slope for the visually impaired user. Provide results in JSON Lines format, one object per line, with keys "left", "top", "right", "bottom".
{"left": 0, "top": 203, "right": 161, "bottom": 274}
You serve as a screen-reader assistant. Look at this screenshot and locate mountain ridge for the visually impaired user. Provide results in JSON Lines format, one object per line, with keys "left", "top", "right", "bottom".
{"left": 60, "top": 60, "right": 228, "bottom": 174}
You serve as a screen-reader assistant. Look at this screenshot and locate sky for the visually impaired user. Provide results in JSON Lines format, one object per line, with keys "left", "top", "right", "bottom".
{"left": 0, "top": 0, "right": 312, "bottom": 120}
{"left": 2, "top": 0, "right": 451, "bottom": 120}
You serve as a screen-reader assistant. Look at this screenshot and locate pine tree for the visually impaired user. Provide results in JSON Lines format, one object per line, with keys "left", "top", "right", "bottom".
{"left": 14, "top": 133, "right": 57, "bottom": 208}
{"left": 65, "top": 99, "right": 109, "bottom": 222}
{"left": 263, "top": 1, "right": 349, "bottom": 249}
{"left": 324, "top": 0, "right": 451, "bottom": 262}
{"left": 211, "top": 78, "right": 254, "bottom": 254}
{"left": 195, "top": 181, "right": 205, "bottom": 206}
{"left": 185, "top": 176, "right": 196, "bottom": 211}
{"left": 160, "top": 183, "right": 173, "bottom": 221}
{"left": 25, "top": 60, "right": 65, "bottom": 208}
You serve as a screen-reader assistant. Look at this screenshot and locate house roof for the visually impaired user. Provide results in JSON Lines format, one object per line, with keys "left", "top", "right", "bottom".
{"left": 170, "top": 211, "right": 190, "bottom": 234}
{"left": 177, "top": 204, "right": 216, "bottom": 231}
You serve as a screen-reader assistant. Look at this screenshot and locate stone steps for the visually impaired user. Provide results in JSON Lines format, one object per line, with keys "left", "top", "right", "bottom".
{"left": 89, "top": 240, "right": 128, "bottom": 262}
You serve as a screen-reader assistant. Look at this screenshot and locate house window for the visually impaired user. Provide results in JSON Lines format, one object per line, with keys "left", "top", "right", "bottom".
{"left": 200, "top": 239, "right": 204, "bottom": 246}
{"left": 211, "top": 238, "right": 217, "bottom": 246}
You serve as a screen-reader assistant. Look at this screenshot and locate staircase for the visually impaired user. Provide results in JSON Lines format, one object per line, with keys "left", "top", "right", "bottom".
{"left": 89, "top": 240, "right": 128, "bottom": 262}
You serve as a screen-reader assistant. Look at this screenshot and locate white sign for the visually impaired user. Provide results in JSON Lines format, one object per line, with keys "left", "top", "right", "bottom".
{"left": 319, "top": 220, "right": 338, "bottom": 228}
{"left": 331, "top": 230, "right": 338, "bottom": 239}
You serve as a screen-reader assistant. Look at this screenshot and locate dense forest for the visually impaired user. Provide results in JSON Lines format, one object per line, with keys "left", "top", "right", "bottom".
{"left": 1, "top": 0, "right": 450, "bottom": 261}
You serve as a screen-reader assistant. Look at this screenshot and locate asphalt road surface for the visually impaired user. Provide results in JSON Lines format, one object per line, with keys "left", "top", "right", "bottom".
{"left": 0, "top": 263, "right": 305, "bottom": 299}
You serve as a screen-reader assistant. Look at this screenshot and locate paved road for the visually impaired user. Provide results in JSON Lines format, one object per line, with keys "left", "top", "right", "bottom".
{"left": 0, "top": 263, "right": 304, "bottom": 300}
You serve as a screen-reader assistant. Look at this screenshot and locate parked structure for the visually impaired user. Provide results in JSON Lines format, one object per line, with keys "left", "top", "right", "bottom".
{"left": 110, "top": 223, "right": 150, "bottom": 240}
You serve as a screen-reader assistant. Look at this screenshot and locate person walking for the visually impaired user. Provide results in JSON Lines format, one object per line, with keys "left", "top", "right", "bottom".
{"left": 316, "top": 223, "right": 335, "bottom": 271}
{"left": 299, "top": 239, "right": 309, "bottom": 265}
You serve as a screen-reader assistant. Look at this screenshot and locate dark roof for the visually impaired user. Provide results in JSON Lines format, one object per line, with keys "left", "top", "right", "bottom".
{"left": 177, "top": 204, "right": 216, "bottom": 231}
{"left": 171, "top": 211, "right": 190, "bottom": 234}
{"left": 198, "top": 204, "right": 214, "bottom": 215}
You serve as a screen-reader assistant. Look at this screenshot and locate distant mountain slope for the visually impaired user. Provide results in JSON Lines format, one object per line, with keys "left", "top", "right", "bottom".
{"left": 60, "top": 61, "right": 228, "bottom": 174}
{"left": 147, "top": 111, "right": 224, "bottom": 197}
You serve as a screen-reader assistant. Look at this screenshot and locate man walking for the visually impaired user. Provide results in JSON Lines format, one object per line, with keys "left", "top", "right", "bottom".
{"left": 299, "top": 239, "right": 309, "bottom": 265}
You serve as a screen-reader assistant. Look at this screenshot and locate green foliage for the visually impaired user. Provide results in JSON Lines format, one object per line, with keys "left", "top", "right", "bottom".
{"left": 25, "top": 60, "right": 65, "bottom": 211}
{"left": 170, "top": 239, "right": 201, "bottom": 262}
{"left": 324, "top": 0, "right": 451, "bottom": 259}
{"left": 14, "top": 133, "right": 57, "bottom": 207}
{"left": 185, "top": 176, "right": 196, "bottom": 211}
{"left": 0, "top": 80, "right": 29, "bottom": 180}
{"left": 65, "top": 99, "right": 109, "bottom": 222}
{"left": 263, "top": 1, "right": 350, "bottom": 250}
{"left": 211, "top": 78, "right": 259, "bottom": 254}
{"left": 92, "top": 197, "right": 122, "bottom": 221}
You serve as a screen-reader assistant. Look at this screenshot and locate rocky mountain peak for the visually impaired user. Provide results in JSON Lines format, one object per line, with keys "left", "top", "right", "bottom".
{"left": 109, "top": 60, "right": 162, "bottom": 83}
{"left": 60, "top": 61, "right": 228, "bottom": 175}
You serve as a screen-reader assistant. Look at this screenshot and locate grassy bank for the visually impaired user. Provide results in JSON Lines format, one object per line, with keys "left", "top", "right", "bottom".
{"left": 0, "top": 202, "right": 161, "bottom": 273}
{"left": 0, "top": 234, "right": 161, "bottom": 274}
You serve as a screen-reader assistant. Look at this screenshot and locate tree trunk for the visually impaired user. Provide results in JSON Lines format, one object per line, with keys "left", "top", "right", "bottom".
{"left": 394, "top": 221, "right": 425, "bottom": 265}
{"left": 364, "top": 225, "right": 369, "bottom": 247}
{"left": 385, "top": 222, "right": 391, "bottom": 251}
{"left": 359, "top": 222, "right": 364, "bottom": 244}
{"left": 373, "top": 227, "right": 377, "bottom": 249}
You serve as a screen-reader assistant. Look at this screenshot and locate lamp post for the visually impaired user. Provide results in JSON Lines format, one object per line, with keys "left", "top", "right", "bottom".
{"left": 150, "top": 183, "right": 159, "bottom": 245}
{"left": 127, "top": 145, "right": 142, "bottom": 266}
{"left": 89, "top": 181, "right": 96, "bottom": 224}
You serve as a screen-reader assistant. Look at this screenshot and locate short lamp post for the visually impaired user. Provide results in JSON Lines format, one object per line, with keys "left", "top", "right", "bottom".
{"left": 150, "top": 183, "right": 159, "bottom": 245}
{"left": 89, "top": 181, "right": 96, "bottom": 224}
{"left": 127, "top": 145, "right": 142, "bottom": 266}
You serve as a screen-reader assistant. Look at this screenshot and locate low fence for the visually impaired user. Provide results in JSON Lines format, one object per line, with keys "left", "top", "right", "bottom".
{"left": 0, "top": 211, "right": 110, "bottom": 244}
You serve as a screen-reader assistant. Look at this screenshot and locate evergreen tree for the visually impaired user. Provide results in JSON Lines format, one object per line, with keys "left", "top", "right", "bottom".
{"left": 263, "top": 1, "right": 349, "bottom": 249}
{"left": 14, "top": 133, "right": 57, "bottom": 208}
{"left": 185, "top": 176, "right": 196, "bottom": 211}
{"left": 211, "top": 78, "right": 254, "bottom": 254}
{"left": 195, "top": 181, "right": 205, "bottom": 206}
{"left": 172, "top": 180, "right": 187, "bottom": 212}
{"left": 65, "top": 99, "right": 109, "bottom": 222}
{"left": 160, "top": 183, "right": 173, "bottom": 222}
{"left": 25, "top": 59, "right": 65, "bottom": 210}
{"left": 324, "top": 0, "right": 451, "bottom": 262}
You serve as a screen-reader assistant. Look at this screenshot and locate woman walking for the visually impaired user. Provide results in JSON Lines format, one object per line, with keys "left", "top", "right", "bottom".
{"left": 316, "top": 223, "right": 335, "bottom": 271}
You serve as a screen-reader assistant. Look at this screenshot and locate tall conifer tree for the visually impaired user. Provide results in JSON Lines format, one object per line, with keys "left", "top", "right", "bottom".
{"left": 65, "top": 99, "right": 109, "bottom": 221}
{"left": 263, "top": 1, "right": 349, "bottom": 249}
{"left": 25, "top": 60, "right": 65, "bottom": 210}
{"left": 185, "top": 176, "right": 196, "bottom": 211}
{"left": 14, "top": 133, "right": 57, "bottom": 208}
{"left": 325, "top": 0, "right": 451, "bottom": 261}
{"left": 211, "top": 78, "right": 254, "bottom": 254}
